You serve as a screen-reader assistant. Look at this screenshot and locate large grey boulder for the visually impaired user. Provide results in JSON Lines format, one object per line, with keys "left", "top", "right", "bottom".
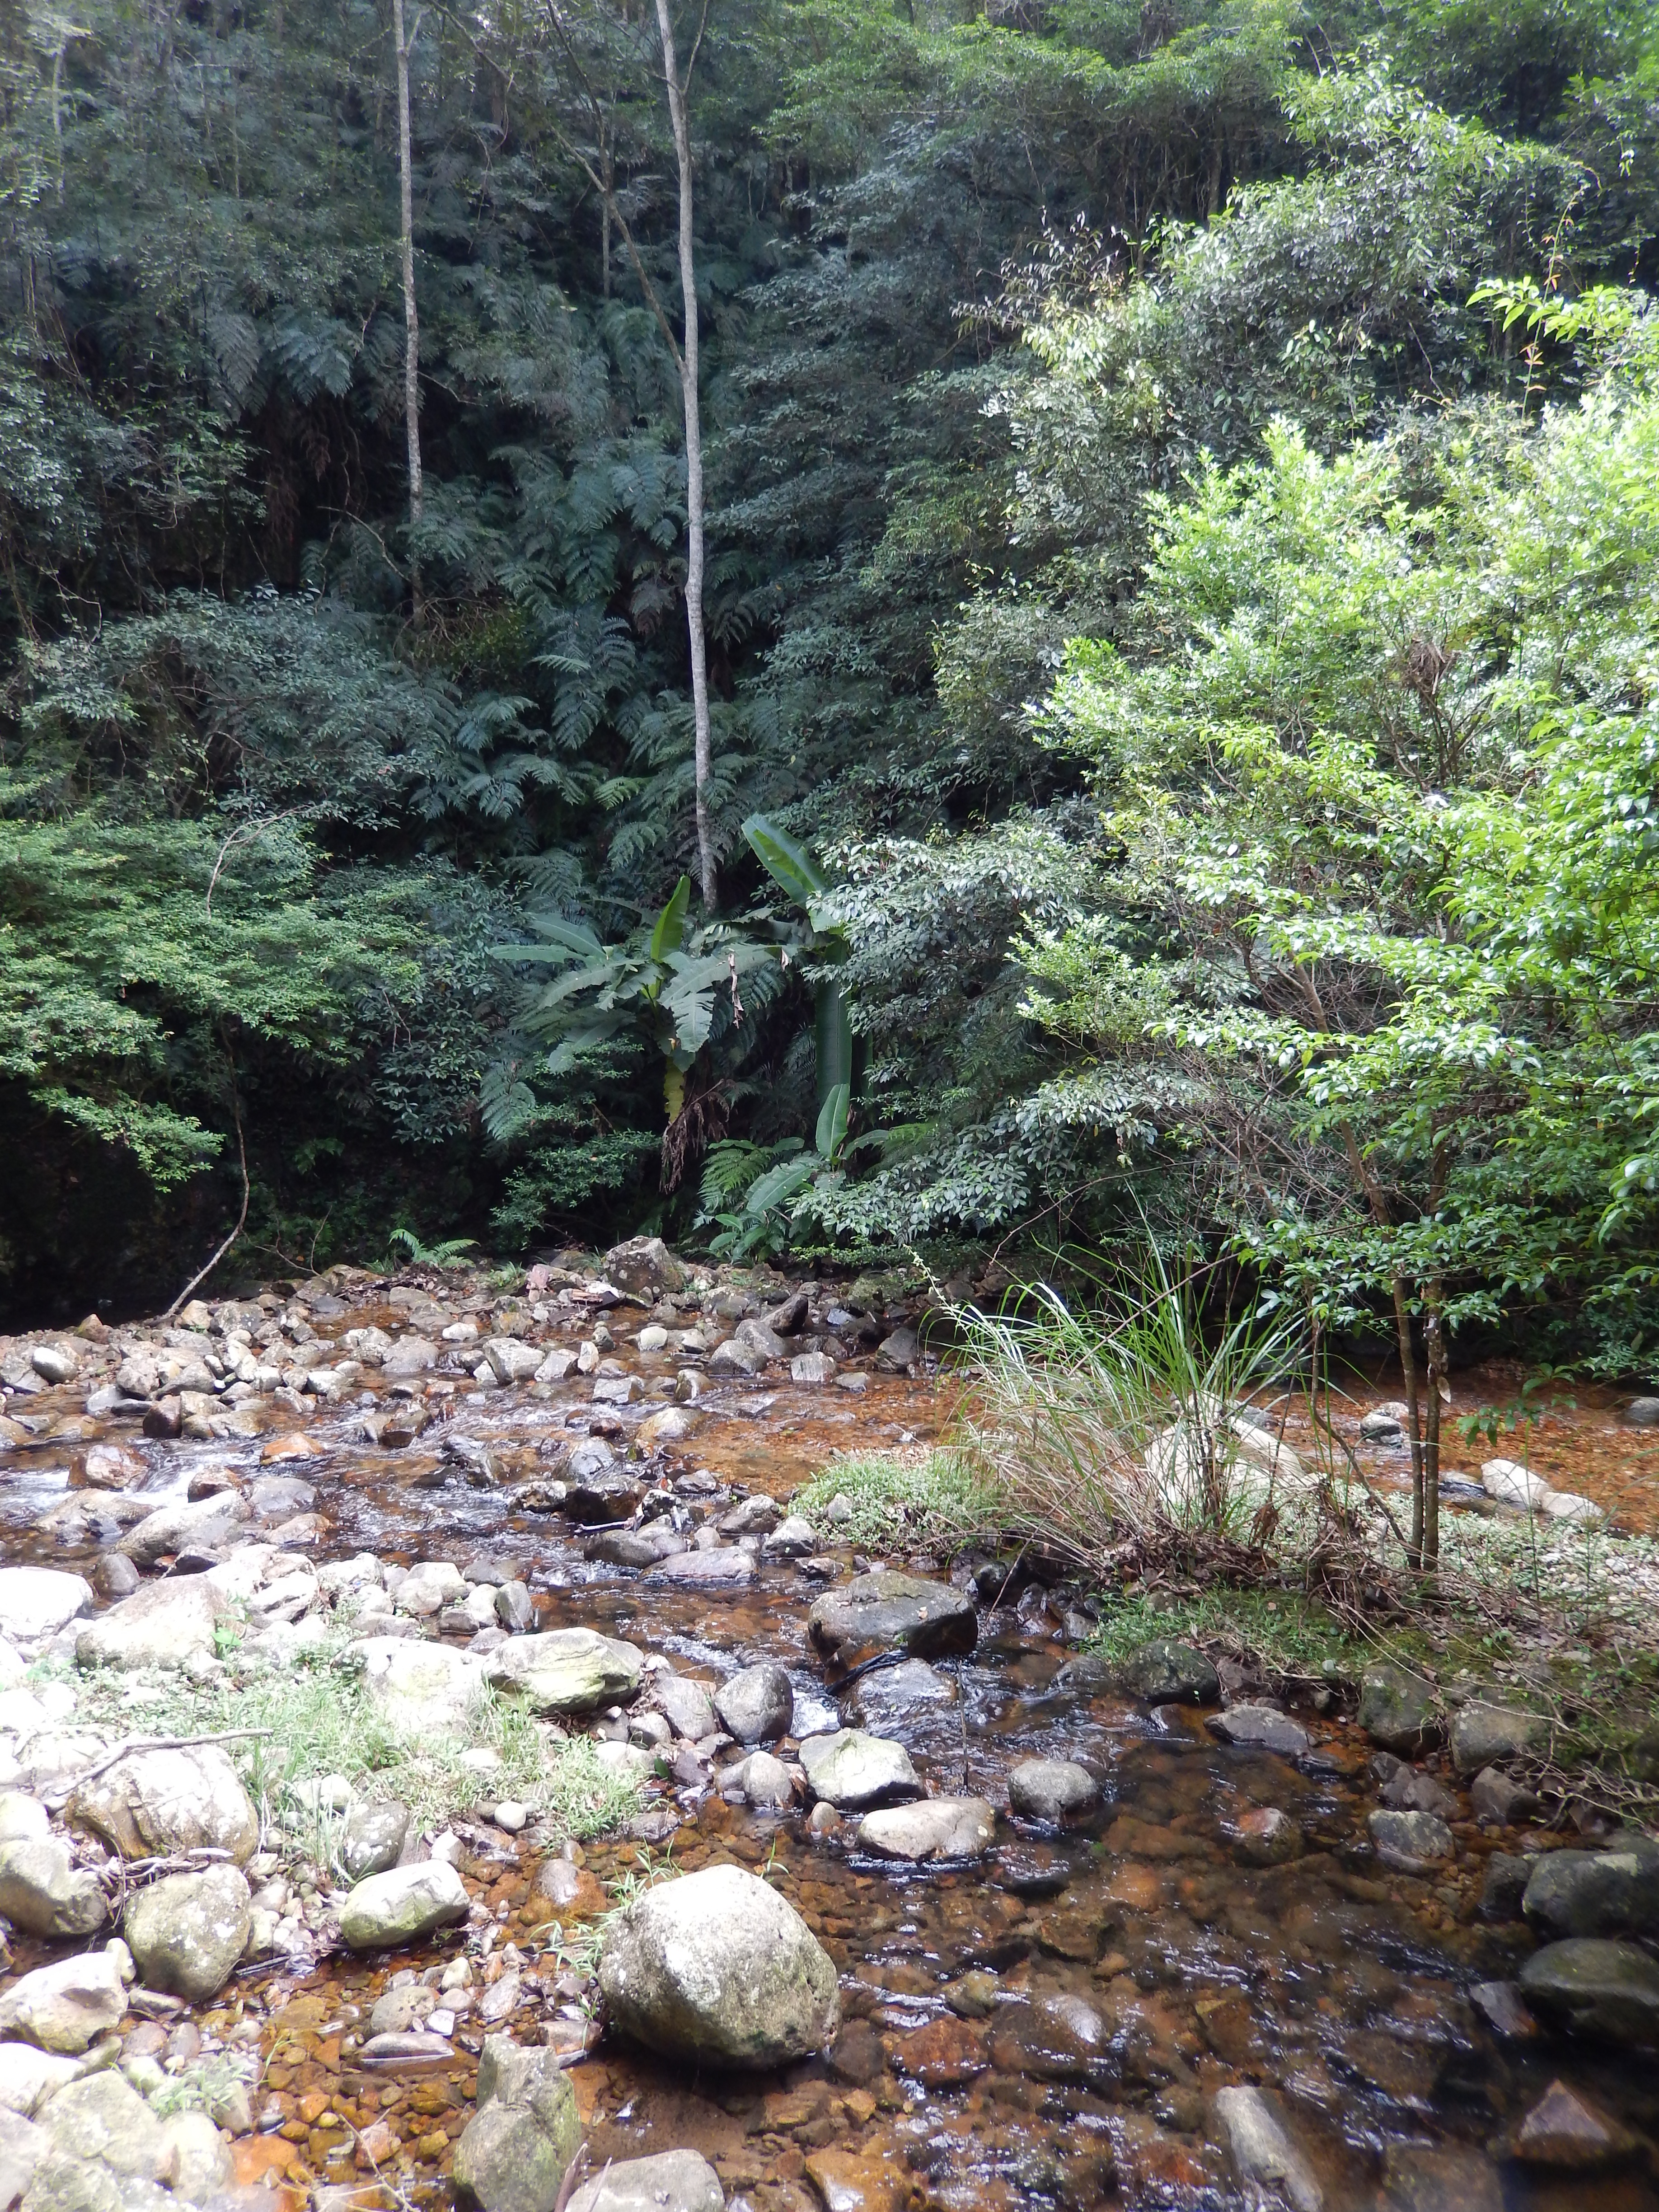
{"left": 31, "top": 2068, "right": 171, "bottom": 2183}
{"left": 0, "top": 2048, "right": 79, "bottom": 2120}
{"left": 797, "top": 1729, "right": 920, "bottom": 1811}
{"left": 123, "top": 1864, "right": 251, "bottom": 2001}
{"left": 1357, "top": 1666, "right": 1441, "bottom": 1757}
{"left": 0, "top": 1951, "right": 127, "bottom": 2052}
{"left": 1116, "top": 1639, "right": 1220, "bottom": 1706}
{"left": 68, "top": 1744, "right": 258, "bottom": 1865}
{"left": 1522, "top": 1840, "right": 1659, "bottom": 1940}
{"left": 450, "top": 2036, "right": 582, "bottom": 2212}
{"left": 808, "top": 1571, "right": 976, "bottom": 1661}
{"left": 483, "top": 1629, "right": 643, "bottom": 1715}
{"left": 345, "top": 1637, "right": 483, "bottom": 1734}
{"left": 714, "top": 1664, "right": 793, "bottom": 1746}
{"left": 340, "top": 1861, "right": 470, "bottom": 1950}
{"left": 0, "top": 1572, "right": 94, "bottom": 1643}
{"left": 75, "top": 1578, "right": 232, "bottom": 1670}
{"left": 116, "top": 1490, "right": 249, "bottom": 1564}
{"left": 567, "top": 2150, "right": 724, "bottom": 2212}
{"left": 1450, "top": 1699, "right": 1547, "bottom": 1776}
{"left": 1519, "top": 1939, "right": 1659, "bottom": 2044}
{"left": 857, "top": 1798, "right": 996, "bottom": 1862}
{"left": 0, "top": 1837, "right": 108, "bottom": 1939}
{"left": 1008, "top": 1760, "right": 1099, "bottom": 1824}
{"left": 599, "top": 1863, "right": 839, "bottom": 2068}
{"left": 603, "top": 1238, "right": 686, "bottom": 1298}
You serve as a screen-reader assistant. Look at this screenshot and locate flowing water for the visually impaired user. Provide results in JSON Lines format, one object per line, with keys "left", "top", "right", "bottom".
{"left": 2, "top": 1295, "right": 1657, "bottom": 2212}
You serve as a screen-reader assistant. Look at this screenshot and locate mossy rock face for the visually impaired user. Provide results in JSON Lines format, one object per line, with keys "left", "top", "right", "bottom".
{"left": 1116, "top": 1639, "right": 1220, "bottom": 1706}
{"left": 807, "top": 1571, "right": 977, "bottom": 1661}
{"left": 452, "top": 2036, "right": 581, "bottom": 2212}
{"left": 123, "top": 1865, "right": 251, "bottom": 2002}
{"left": 483, "top": 1628, "right": 644, "bottom": 1715}
{"left": 599, "top": 1862, "right": 840, "bottom": 2068}
{"left": 1519, "top": 1939, "right": 1659, "bottom": 2045}
{"left": 1357, "top": 1664, "right": 1441, "bottom": 1757}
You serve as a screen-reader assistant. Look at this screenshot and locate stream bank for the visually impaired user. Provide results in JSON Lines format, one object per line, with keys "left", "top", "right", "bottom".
{"left": 0, "top": 1247, "right": 1656, "bottom": 2212}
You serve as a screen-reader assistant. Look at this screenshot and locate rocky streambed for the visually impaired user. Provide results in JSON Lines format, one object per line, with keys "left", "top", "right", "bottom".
{"left": 0, "top": 1247, "right": 1655, "bottom": 2212}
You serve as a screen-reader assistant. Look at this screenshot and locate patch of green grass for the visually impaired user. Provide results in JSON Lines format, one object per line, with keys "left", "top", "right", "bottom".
{"left": 1084, "top": 1584, "right": 1395, "bottom": 1682}
{"left": 61, "top": 1635, "right": 646, "bottom": 1851}
{"left": 795, "top": 1447, "right": 998, "bottom": 1553}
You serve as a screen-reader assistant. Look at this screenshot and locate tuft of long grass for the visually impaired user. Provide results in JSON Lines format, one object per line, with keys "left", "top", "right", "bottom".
{"left": 794, "top": 1448, "right": 999, "bottom": 1553}
{"left": 945, "top": 1258, "right": 1323, "bottom": 1578}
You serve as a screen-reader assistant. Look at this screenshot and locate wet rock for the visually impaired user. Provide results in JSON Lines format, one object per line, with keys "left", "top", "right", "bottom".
{"left": 484, "top": 1338, "right": 543, "bottom": 1387}
{"left": 116, "top": 1489, "right": 249, "bottom": 1563}
{"left": 637, "top": 1407, "right": 703, "bottom": 1451}
{"left": 68, "top": 1743, "right": 258, "bottom": 1865}
{"left": 1116, "top": 1639, "right": 1219, "bottom": 1706}
{"left": 483, "top": 1628, "right": 643, "bottom": 1715}
{"left": 807, "top": 1570, "right": 977, "bottom": 1662}
{"left": 380, "top": 1336, "right": 439, "bottom": 1378}
{"left": 1379, "top": 1766, "right": 1456, "bottom": 1818}
{"left": 0, "top": 1950, "right": 127, "bottom": 2052}
{"left": 0, "top": 1837, "right": 108, "bottom": 1938}
{"left": 790, "top": 1354, "right": 838, "bottom": 1387}
{"left": 1368, "top": 1809, "right": 1454, "bottom": 1874}
{"left": 894, "top": 2016, "right": 990, "bottom": 2087}
{"left": 603, "top": 1237, "right": 687, "bottom": 1299}
{"left": 0, "top": 2046, "right": 78, "bottom": 2118}
{"left": 1357, "top": 1665, "right": 1440, "bottom": 1757}
{"left": 876, "top": 1327, "right": 919, "bottom": 1371}
{"left": 654, "top": 1675, "right": 717, "bottom": 1742}
{"left": 452, "top": 2033, "right": 582, "bottom": 2212}
{"left": 75, "top": 1577, "right": 232, "bottom": 1669}
{"left": 599, "top": 1862, "right": 839, "bottom": 2068}
{"left": 857, "top": 1797, "right": 996, "bottom": 1861}
{"left": 566, "top": 2148, "right": 724, "bottom": 2212}
{"left": 762, "top": 1514, "right": 817, "bottom": 1559}
{"left": 730, "top": 1752, "right": 794, "bottom": 1811}
{"left": 1519, "top": 1938, "right": 1659, "bottom": 2043}
{"left": 718, "top": 1494, "right": 780, "bottom": 1537}
{"left": 945, "top": 1970, "right": 1000, "bottom": 2020}
{"left": 1450, "top": 1700, "right": 1547, "bottom": 1776}
{"left": 340, "top": 1860, "right": 470, "bottom": 1950}
{"left": 369, "top": 1984, "right": 437, "bottom": 2035}
{"left": 798, "top": 1729, "right": 920, "bottom": 1810}
{"left": 1205, "top": 1705, "right": 1311, "bottom": 1756}
{"left": 1623, "top": 1396, "right": 1659, "bottom": 1426}
{"left": 1479, "top": 1853, "right": 1532, "bottom": 1922}
{"left": 347, "top": 1637, "right": 484, "bottom": 1734}
{"left": 1008, "top": 1759, "right": 1099, "bottom": 1824}
{"left": 1379, "top": 2142, "right": 1503, "bottom": 2212}
{"left": 990, "top": 1995, "right": 1109, "bottom": 2087}
{"left": 714, "top": 1663, "right": 793, "bottom": 1745}
{"left": 1235, "top": 1808, "right": 1303, "bottom": 1865}
{"left": 1522, "top": 1838, "right": 1659, "bottom": 1939}
{"left": 847, "top": 1657, "right": 956, "bottom": 1728}
{"left": 1211, "top": 2086, "right": 1322, "bottom": 2212}
{"left": 585, "top": 1527, "right": 688, "bottom": 1568}
{"left": 496, "top": 1581, "right": 535, "bottom": 1632}
{"left": 708, "top": 1339, "right": 768, "bottom": 1378}
{"left": 0, "top": 1570, "right": 94, "bottom": 1642}
{"left": 646, "top": 1548, "right": 756, "bottom": 1590}
{"left": 341, "top": 1800, "right": 411, "bottom": 1882}
{"left": 993, "top": 1842, "right": 1073, "bottom": 1898}
{"left": 1508, "top": 2079, "right": 1636, "bottom": 2167}
{"left": 123, "top": 1863, "right": 250, "bottom": 2001}
{"left": 1469, "top": 1980, "right": 1538, "bottom": 2040}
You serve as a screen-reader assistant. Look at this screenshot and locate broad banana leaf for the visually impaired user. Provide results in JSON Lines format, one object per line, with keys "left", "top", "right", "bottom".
{"left": 743, "top": 812, "right": 826, "bottom": 905}
{"left": 815, "top": 1081, "right": 849, "bottom": 1162}
{"left": 815, "top": 981, "right": 855, "bottom": 1112}
{"left": 648, "top": 876, "right": 691, "bottom": 964}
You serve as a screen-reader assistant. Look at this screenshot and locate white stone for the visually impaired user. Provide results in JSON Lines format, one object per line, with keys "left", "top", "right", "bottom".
{"left": 1481, "top": 1459, "right": 1553, "bottom": 1511}
{"left": 0, "top": 1570, "right": 94, "bottom": 1641}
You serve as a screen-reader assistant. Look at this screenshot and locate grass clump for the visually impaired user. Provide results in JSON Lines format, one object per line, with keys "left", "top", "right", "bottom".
{"left": 795, "top": 1448, "right": 998, "bottom": 1553}
{"left": 1084, "top": 1585, "right": 1389, "bottom": 1682}
{"left": 63, "top": 1633, "right": 647, "bottom": 1851}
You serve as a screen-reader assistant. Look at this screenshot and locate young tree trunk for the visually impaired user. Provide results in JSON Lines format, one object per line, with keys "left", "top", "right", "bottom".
{"left": 1422, "top": 1290, "right": 1445, "bottom": 1576}
{"left": 652, "top": 0, "right": 716, "bottom": 912}
{"left": 1393, "top": 1277, "right": 1426, "bottom": 1570}
{"left": 392, "top": 0, "right": 424, "bottom": 623}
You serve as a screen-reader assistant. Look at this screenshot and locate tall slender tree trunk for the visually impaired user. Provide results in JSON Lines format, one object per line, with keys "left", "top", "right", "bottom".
{"left": 652, "top": 0, "right": 716, "bottom": 912}
{"left": 1422, "top": 1291, "right": 1445, "bottom": 1579}
{"left": 392, "top": 0, "right": 424, "bottom": 624}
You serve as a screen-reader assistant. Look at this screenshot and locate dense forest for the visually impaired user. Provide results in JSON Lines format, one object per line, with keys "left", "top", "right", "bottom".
{"left": 2, "top": 0, "right": 1657, "bottom": 1368}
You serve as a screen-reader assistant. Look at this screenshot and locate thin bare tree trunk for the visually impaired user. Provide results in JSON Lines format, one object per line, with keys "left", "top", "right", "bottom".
{"left": 1422, "top": 1292, "right": 1444, "bottom": 1578}
{"left": 652, "top": 0, "right": 716, "bottom": 912}
{"left": 392, "top": 0, "right": 424, "bottom": 623}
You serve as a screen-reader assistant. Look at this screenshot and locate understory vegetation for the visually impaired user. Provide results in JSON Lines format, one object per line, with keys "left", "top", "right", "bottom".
{"left": 3, "top": 0, "right": 1658, "bottom": 1413}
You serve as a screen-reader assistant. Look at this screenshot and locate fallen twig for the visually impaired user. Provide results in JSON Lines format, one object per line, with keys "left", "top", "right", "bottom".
{"left": 45, "top": 1728, "right": 275, "bottom": 1808}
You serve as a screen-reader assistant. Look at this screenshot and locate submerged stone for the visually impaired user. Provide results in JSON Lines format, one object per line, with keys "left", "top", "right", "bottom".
{"left": 808, "top": 1570, "right": 977, "bottom": 1661}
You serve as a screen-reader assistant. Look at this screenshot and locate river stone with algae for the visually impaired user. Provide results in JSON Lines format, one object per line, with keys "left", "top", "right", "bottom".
{"left": 451, "top": 2034, "right": 581, "bottom": 2212}
{"left": 482, "top": 1627, "right": 644, "bottom": 1715}
{"left": 598, "top": 1862, "right": 840, "bottom": 2067}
